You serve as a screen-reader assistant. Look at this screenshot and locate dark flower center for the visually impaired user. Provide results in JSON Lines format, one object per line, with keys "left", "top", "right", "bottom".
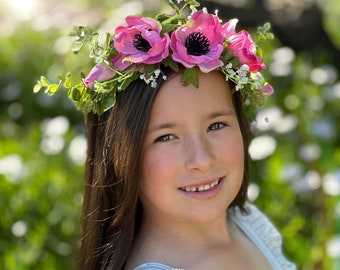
{"left": 185, "top": 31, "right": 210, "bottom": 56}
{"left": 133, "top": 32, "right": 152, "bottom": 52}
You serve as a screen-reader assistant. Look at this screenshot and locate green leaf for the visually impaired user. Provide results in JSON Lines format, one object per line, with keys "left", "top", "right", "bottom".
{"left": 118, "top": 72, "right": 139, "bottom": 91}
{"left": 256, "top": 22, "right": 274, "bottom": 42}
{"left": 230, "top": 58, "right": 239, "bottom": 68}
{"left": 71, "top": 41, "right": 83, "bottom": 52}
{"left": 182, "top": 67, "right": 199, "bottom": 88}
{"left": 186, "top": 0, "right": 200, "bottom": 8}
{"left": 256, "top": 46, "right": 263, "bottom": 58}
{"left": 162, "top": 56, "right": 179, "bottom": 72}
{"left": 161, "top": 22, "right": 178, "bottom": 33}
{"left": 145, "top": 64, "right": 156, "bottom": 78}
{"left": 40, "top": 76, "right": 50, "bottom": 87}
{"left": 71, "top": 87, "right": 82, "bottom": 102}
{"left": 46, "top": 84, "right": 60, "bottom": 95}
{"left": 264, "top": 22, "right": 271, "bottom": 32}
{"left": 266, "top": 33, "right": 275, "bottom": 40}
{"left": 101, "top": 93, "right": 116, "bottom": 113}
{"left": 156, "top": 13, "right": 171, "bottom": 23}
{"left": 33, "top": 83, "right": 42, "bottom": 93}
{"left": 64, "top": 73, "right": 73, "bottom": 89}
{"left": 221, "top": 49, "right": 233, "bottom": 62}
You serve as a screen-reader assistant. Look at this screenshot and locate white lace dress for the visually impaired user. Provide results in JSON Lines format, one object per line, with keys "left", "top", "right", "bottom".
{"left": 134, "top": 203, "right": 296, "bottom": 270}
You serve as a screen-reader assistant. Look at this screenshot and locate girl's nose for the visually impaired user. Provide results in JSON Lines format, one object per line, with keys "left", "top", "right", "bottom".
{"left": 184, "top": 135, "right": 215, "bottom": 172}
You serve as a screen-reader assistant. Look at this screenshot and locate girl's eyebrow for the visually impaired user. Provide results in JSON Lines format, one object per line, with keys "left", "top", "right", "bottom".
{"left": 207, "top": 109, "right": 234, "bottom": 119}
{"left": 149, "top": 109, "right": 234, "bottom": 133}
{"left": 148, "top": 122, "right": 177, "bottom": 133}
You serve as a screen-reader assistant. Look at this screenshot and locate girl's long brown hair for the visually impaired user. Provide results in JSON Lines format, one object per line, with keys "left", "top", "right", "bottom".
{"left": 78, "top": 72, "right": 250, "bottom": 270}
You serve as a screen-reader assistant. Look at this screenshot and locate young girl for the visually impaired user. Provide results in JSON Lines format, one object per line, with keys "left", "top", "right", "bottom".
{"left": 35, "top": 1, "right": 295, "bottom": 269}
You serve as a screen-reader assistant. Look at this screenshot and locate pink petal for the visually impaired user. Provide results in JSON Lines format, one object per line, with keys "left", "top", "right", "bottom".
{"left": 112, "top": 54, "right": 132, "bottom": 71}
{"left": 198, "top": 59, "right": 224, "bottom": 72}
{"left": 126, "top": 16, "right": 161, "bottom": 33}
{"left": 83, "top": 64, "right": 116, "bottom": 88}
{"left": 223, "top": 19, "right": 238, "bottom": 38}
{"left": 260, "top": 83, "right": 274, "bottom": 95}
{"left": 114, "top": 28, "right": 139, "bottom": 54}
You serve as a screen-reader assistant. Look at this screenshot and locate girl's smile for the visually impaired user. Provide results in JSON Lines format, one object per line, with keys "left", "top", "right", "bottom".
{"left": 178, "top": 177, "right": 225, "bottom": 200}
{"left": 179, "top": 177, "right": 222, "bottom": 193}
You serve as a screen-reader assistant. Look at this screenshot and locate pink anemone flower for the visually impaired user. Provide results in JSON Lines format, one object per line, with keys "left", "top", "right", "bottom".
{"left": 227, "top": 30, "right": 266, "bottom": 72}
{"left": 112, "top": 16, "right": 170, "bottom": 71}
{"left": 83, "top": 64, "right": 116, "bottom": 88}
{"left": 170, "top": 10, "right": 224, "bottom": 72}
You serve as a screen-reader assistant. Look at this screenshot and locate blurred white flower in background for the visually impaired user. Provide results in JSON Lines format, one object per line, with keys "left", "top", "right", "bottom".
{"left": 40, "top": 116, "right": 69, "bottom": 155}
{"left": 68, "top": 135, "right": 87, "bottom": 165}
{"left": 323, "top": 170, "right": 340, "bottom": 196}
{"left": 0, "top": 154, "right": 26, "bottom": 183}
{"left": 249, "top": 135, "right": 277, "bottom": 160}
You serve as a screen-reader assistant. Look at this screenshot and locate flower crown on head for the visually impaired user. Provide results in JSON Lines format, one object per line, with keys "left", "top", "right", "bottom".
{"left": 34, "top": 0, "right": 274, "bottom": 116}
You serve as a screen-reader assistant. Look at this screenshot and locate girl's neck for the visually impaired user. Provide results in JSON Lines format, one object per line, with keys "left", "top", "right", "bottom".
{"left": 138, "top": 210, "right": 232, "bottom": 250}
{"left": 126, "top": 213, "right": 242, "bottom": 270}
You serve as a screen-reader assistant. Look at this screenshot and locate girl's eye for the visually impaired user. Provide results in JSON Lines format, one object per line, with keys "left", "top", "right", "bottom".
{"left": 155, "top": 134, "right": 175, "bottom": 143}
{"left": 208, "top": 122, "right": 226, "bottom": 131}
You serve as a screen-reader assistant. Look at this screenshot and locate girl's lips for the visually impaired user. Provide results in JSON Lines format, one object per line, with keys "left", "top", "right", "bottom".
{"left": 179, "top": 177, "right": 223, "bottom": 193}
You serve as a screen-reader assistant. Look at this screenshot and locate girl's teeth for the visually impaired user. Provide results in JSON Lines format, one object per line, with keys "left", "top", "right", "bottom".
{"left": 182, "top": 179, "right": 220, "bottom": 192}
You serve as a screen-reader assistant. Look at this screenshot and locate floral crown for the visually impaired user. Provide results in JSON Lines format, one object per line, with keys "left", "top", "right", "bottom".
{"left": 34, "top": 0, "right": 274, "bottom": 116}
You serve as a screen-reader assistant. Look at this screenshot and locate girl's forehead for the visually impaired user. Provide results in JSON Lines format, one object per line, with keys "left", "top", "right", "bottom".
{"left": 151, "top": 71, "right": 234, "bottom": 117}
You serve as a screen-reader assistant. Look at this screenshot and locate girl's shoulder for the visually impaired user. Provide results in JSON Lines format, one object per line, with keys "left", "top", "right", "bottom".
{"left": 228, "top": 203, "right": 296, "bottom": 270}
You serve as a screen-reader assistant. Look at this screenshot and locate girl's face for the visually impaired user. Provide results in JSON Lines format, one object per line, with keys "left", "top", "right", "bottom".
{"left": 140, "top": 71, "right": 244, "bottom": 225}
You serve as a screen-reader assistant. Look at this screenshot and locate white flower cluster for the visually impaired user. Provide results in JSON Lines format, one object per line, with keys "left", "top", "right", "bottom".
{"left": 224, "top": 63, "right": 250, "bottom": 91}
{"left": 139, "top": 69, "right": 167, "bottom": 88}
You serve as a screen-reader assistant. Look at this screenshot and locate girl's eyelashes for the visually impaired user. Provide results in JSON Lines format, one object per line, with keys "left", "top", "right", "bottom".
{"left": 153, "top": 122, "right": 227, "bottom": 143}
{"left": 207, "top": 122, "right": 227, "bottom": 131}
{"left": 154, "top": 134, "right": 176, "bottom": 143}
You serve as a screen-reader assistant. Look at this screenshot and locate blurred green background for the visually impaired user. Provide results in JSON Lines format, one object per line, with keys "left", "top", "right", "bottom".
{"left": 0, "top": 0, "right": 339, "bottom": 269}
